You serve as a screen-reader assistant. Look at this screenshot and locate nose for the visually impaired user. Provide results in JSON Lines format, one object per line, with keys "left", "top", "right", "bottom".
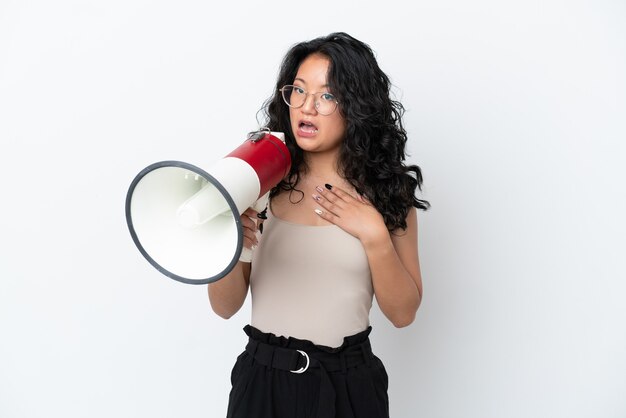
{"left": 301, "top": 93, "right": 318, "bottom": 115}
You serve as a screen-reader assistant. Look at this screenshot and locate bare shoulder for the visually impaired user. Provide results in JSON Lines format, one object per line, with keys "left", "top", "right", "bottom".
{"left": 390, "top": 207, "right": 418, "bottom": 244}
{"left": 268, "top": 190, "right": 292, "bottom": 218}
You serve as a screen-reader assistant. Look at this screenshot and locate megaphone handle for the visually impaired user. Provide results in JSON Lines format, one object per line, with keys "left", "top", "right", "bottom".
{"left": 239, "top": 192, "right": 270, "bottom": 263}
{"left": 251, "top": 192, "right": 270, "bottom": 213}
{"left": 239, "top": 247, "right": 253, "bottom": 263}
{"left": 239, "top": 228, "right": 260, "bottom": 263}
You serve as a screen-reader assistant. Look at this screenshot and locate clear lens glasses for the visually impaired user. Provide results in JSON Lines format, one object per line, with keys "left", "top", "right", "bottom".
{"left": 279, "top": 85, "right": 339, "bottom": 116}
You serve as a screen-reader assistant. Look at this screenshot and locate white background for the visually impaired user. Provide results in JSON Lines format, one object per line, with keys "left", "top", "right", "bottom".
{"left": 1, "top": 1, "right": 625, "bottom": 417}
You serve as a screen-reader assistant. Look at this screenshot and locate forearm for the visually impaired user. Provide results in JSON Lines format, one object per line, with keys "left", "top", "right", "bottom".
{"left": 364, "top": 236, "right": 422, "bottom": 327}
{"left": 207, "top": 261, "right": 250, "bottom": 319}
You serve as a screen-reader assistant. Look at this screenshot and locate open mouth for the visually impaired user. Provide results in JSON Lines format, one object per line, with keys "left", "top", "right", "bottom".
{"left": 299, "top": 121, "right": 318, "bottom": 134}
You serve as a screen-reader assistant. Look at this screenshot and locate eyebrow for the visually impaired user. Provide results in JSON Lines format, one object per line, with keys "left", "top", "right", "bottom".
{"left": 294, "top": 77, "right": 330, "bottom": 88}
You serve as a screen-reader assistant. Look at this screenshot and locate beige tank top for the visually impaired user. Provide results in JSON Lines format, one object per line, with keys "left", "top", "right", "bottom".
{"left": 250, "top": 207, "right": 374, "bottom": 348}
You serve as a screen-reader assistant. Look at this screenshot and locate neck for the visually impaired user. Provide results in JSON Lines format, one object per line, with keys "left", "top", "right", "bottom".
{"left": 296, "top": 152, "right": 355, "bottom": 194}
{"left": 302, "top": 150, "right": 341, "bottom": 179}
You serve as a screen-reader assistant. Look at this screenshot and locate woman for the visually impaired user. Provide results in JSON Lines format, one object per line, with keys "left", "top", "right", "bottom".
{"left": 208, "top": 32, "right": 429, "bottom": 418}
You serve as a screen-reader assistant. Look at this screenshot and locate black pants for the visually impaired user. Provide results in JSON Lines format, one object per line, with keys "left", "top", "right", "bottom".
{"left": 226, "top": 325, "right": 389, "bottom": 418}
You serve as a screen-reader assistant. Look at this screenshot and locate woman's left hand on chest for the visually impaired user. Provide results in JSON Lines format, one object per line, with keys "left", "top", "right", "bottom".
{"left": 312, "top": 184, "right": 389, "bottom": 244}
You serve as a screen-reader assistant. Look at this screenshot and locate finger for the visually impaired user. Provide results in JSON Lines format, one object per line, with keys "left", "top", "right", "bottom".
{"left": 240, "top": 213, "right": 257, "bottom": 231}
{"left": 242, "top": 208, "right": 258, "bottom": 218}
{"left": 241, "top": 219, "right": 259, "bottom": 248}
{"left": 314, "top": 208, "right": 339, "bottom": 225}
{"left": 318, "top": 184, "right": 358, "bottom": 205}
{"left": 315, "top": 186, "right": 344, "bottom": 207}
{"left": 326, "top": 184, "right": 357, "bottom": 202}
{"left": 312, "top": 191, "right": 342, "bottom": 217}
{"left": 243, "top": 231, "right": 258, "bottom": 249}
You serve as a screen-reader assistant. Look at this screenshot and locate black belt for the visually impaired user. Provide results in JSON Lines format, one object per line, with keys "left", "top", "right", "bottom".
{"left": 245, "top": 338, "right": 374, "bottom": 418}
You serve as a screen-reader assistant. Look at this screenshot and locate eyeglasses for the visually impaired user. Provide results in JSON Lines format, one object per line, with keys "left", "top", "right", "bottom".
{"left": 279, "top": 85, "right": 339, "bottom": 116}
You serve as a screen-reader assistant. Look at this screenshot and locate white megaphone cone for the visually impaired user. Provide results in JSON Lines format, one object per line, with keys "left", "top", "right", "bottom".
{"left": 125, "top": 130, "right": 291, "bottom": 284}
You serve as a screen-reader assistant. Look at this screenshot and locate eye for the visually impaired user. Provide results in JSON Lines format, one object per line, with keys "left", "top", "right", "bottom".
{"left": 320, "top": 92, "right": 336, "bottom": 102}
{"left": 293, "top": 86, "right": 306, "bottom": 95}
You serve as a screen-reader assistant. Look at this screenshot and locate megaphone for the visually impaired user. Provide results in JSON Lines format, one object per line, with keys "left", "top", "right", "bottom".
{"left": 125, "top": 129, "right": 291, "bottom": 285}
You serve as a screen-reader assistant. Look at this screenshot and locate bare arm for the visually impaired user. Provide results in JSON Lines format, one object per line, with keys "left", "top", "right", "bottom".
{"left": 312, "top": 186, "right": 423, "bottom": 327}
{"left": 208, "top": 261, "right": 251, "bottom": 319}
{"left": 363, "top": 208, "right": 422, "bottom": 327}
{"left": 207, "top": 208, "right": 259, "bottom": 319}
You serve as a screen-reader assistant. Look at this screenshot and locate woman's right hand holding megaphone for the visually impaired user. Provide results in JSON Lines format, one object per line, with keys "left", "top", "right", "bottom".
{"left": 240, "top": 207, "right": 264, "bottom": 256}
{"left": 238, "top": 193, "right": 269, "bottom": 263}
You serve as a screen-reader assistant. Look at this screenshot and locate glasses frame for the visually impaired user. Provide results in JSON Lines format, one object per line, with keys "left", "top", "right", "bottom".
{"left": 279, "top": 85, "right": 339, "bottom": 116}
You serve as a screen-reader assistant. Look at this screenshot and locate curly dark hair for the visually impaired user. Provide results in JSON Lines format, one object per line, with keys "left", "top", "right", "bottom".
{"left": 261, "top": 32, "right": 430, "bottom": 231}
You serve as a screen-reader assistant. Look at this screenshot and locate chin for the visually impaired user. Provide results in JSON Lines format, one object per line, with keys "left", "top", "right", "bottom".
{"left": 294, "top": 138, "right": 317, "bottom": 152}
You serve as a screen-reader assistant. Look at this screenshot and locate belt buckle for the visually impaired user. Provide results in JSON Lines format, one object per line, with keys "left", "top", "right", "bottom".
{"left": 290, "top": 350, "right": 310, "bottom": 374}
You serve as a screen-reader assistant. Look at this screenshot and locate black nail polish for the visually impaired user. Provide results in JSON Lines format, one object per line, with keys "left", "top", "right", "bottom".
{"left": 324, "top": 183, "right": 332, "bottom": 190}
{"left": 257, "top": 208, "right": 268, "bottom": 220}
{"left": 259, "top": 223, "right": 264, "bottom": 234}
